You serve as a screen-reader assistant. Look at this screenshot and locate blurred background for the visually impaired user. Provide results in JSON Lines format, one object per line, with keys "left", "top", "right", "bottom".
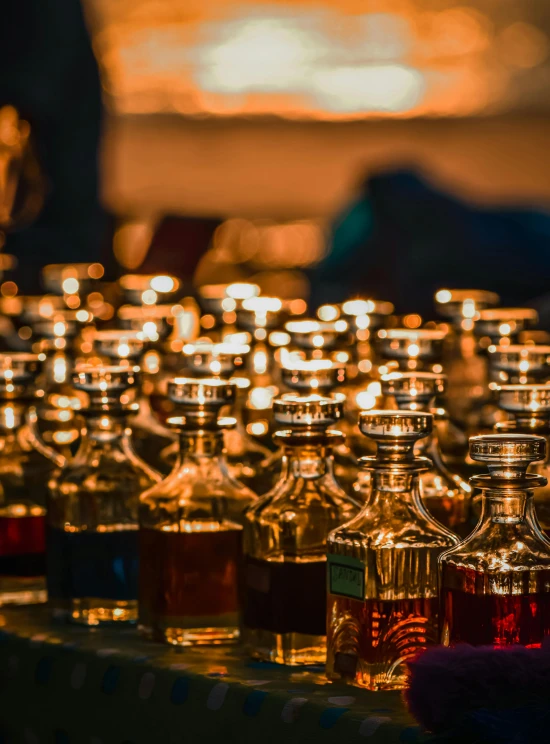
{"left": 1, "top": 0, "right": 550, "bottom": 314}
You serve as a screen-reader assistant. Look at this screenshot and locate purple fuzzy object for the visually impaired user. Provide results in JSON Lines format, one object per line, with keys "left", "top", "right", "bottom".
{"left": 406, "top": 644, "right": 550, "bottom": 733}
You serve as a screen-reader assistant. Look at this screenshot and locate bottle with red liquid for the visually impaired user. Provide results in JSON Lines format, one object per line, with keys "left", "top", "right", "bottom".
{"left": 497, "top": 384, "right": 550, "bottom": 534}
{"left": 327, "top": 411, "right": 458, "bottom": 690}
{"left": 0, "top": 352, "right": 61, "bottom": 606}
{"left": 242, "top": 394, "right": 359, "bottom": 665}
{"left": 440, "top": 433, "right": 550, "bottom": 648}
{"left": 381, "top": 371, "right": 471, "bottom": 534}
{"left": 138, "top": 378, "right": 257, "bottom": 646}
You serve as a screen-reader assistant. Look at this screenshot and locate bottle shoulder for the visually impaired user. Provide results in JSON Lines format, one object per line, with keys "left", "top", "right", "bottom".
{"left": 327, "top": 496, "right": 458, "bottom": 551}
{"left": 52, "top": 462, "right": 156, "bottom": 492}
{"left": 139, "top": 456, "right": 257, "bottom": 506}
{"left": 243, "top": 472, "right": 359, "bottom": 522}
{"left": 439, "top": 521, "right": 550, "bottom": 571}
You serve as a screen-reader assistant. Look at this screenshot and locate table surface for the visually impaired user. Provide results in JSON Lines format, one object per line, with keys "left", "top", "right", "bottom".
{"left": 0, "top": 607, "right": 440, "bottom": 744}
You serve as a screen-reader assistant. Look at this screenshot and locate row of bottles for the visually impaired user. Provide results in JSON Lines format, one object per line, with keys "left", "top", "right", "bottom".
{"left": 2, "top": 275, "right": 550, "bottom": 693}
{"left": 4, "top": 354, "right": 550, "bottom": 692}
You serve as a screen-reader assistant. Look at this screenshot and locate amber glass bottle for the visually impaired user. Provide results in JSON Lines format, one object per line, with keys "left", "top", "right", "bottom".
{"left": 327, "top": 411, "right": 458, "bottom": 690}
{"left": 382, "top": 371, "right": 471, "bottom": 533}
{"left": 139, "top": 378, "right": 257, "bottom": 645}
{"left": 243, "top": 394, "right": 359, "bottom": 665}
{"left": 440, "top": 433, "right": 550, "bottom": 648}
{"left": 497, "top": 384, "right": 550, "bottom": 534}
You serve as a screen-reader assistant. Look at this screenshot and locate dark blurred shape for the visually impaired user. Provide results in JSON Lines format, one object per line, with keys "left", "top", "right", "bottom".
{"left": 311, "top": 168, "right": 550, "bottom": 323}
{"left": 407, "top": 643, "right": 550, "bottom": 742}
{"left": 0, "top": 0, "right": 106, "bottom": 293}
{"left": 138, "top": 216, "right": 221, "bottom": 290}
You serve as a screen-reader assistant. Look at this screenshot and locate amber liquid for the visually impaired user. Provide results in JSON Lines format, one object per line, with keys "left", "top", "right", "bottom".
{"left": 327, "top": 594, "right": 439, "bottom": 690}
{"left": 243, "top": 555, "right": 326, "bottom": 636}
{"left": 441, "top": 564, "right": 550, "bottom": 647}
{"left": 139, "top": 526, "right": 242, "bottom": 645}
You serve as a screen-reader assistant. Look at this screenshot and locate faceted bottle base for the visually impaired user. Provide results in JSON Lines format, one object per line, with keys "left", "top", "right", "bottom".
{"left": 0, "top": 577, "right": 46, "bottom": 607}
{"left": 68, "top": 598, "right": 138, "bottom": 625}
{"left": 327, "top": 654, "right": 410, "bottom": 691}
{"left": 326, "top": 595, "right": 439, "bottom": 690}
{"left": 139, "top": 621, "right": 239, "bottom": 646}
{"left": 244, "top": 628, "right": 326, "bottom": 666}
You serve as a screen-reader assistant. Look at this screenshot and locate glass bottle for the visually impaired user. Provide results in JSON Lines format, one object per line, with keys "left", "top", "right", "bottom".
{"left": 470, "top": 340, "right": 550, "bottom": 439}
{"left": 42, "top": 262, "right": 105, "bottom": 298}
{"left": 243, "top": 394, "right": 359, "bottom": 665}
{"left": 0, "top": 353, "right": 62, "bottom": 605}
{"left": 179, "top": 341, "right": 273, "bottom": 493}
{"left": 46, "top": 365, "right": 160, "bottom": 625}
{"left": 31, "top": 307, "right": 86, "bottom": 459}
{"left": 138, "top": 378, "right": 257, "bottom": 646}
{"left": 118, "top": 274, "right": 181, "bottom": 307}
{"left": 326, "top": 411, "right": 458, "bottom": 690}
{"left": 488, "top": 344, "right": 550, "bottom": 386}
{"left": 434, "top": 289, "right": 499, "bottom": 444}
{"left": 335, "top": 299, "right": 395, "bottom": 459}
{"left": 475, "top": 308, "right": 538, "bottom": 347}
{"left": 93, "top": 328, "right": 176, "bottom": 474}
{"left": 440, "top": 433, "right": 550, "bottom": 648}
{"left": 377, "top": 329, "right": 447, "bottom": 372}
{"left": 197, "top": 282, "right": 260, "bottom": 334}
{"left": 381, "top": 371, "right": 471, "bottom": 534}
{"left": 497, "top": 384, "right": 550, "bottom": 535}
{"left": 266, "top": 360, "right": 358, "bottom": 491}
{"left": 434, "top": 288, "right": 499, "bottom": 323}
{"left": 238, "top": 296, "right": 284, "bottom": 345}
{"left": 285, "top": 319, "right": 350, "bottom": 357}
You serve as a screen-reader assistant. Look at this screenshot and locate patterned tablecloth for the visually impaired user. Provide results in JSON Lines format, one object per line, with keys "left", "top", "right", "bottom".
{"left": 0, "top": 607, "right": 441, "bottom": 744}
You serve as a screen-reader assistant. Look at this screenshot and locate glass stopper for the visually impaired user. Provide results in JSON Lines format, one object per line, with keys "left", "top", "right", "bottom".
{"left": 470, "top": 433, "right": 547, "bottom": 484}
{"left": 359, "top": 410, "right": 433, "bottom": 466}
{"left": 273, "top": 393, "right": 343, "bottom": 429}
{"left": 382, "top": 371, "right": 446, "bottom": 409}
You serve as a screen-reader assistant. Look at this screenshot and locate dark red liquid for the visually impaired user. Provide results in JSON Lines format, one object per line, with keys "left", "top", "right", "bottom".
{"left": 139, "top": 527, "right": 242, "bottom": 624}
{"left": 243, "top": 555, "right": 326, "bottom": 636}
{"left": 0, "top": 513, "right": 46, "bottom": 577}
{"left": 441, "top": 564, "right": 550, "bottom": 647}
{"left": 328, "top": 595, "right": 439, "bottom": 679}
{"left": 423, "top": 495, "right": 469, "bottom": 537}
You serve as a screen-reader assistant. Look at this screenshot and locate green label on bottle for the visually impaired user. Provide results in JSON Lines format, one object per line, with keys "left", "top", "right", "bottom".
{"left": 327, "top": 554, "right": 365, "bottom": 600}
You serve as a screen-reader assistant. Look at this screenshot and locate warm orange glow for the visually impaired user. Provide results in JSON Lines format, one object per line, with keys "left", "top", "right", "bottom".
{"left": 89, "top": 2, "right": 546, "bottom": 119}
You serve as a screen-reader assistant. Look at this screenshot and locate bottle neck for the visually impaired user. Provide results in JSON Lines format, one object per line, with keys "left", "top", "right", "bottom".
{"left": 479, "top": 488, "right": 530, "bottom": 525}
{"left": 80, "top": 410, "right": 127, "bottom": 445}
{"left": 361, "top": 468, "right": 435, "bottom": 525}
{"left": 370, "top": 469, "right": 418, "bottom": 493}
{"left": 281, "top": 443, "right": 332, "bottom": 480}
{"left": 179, "top": 430, "right": 225, "bottom": 458}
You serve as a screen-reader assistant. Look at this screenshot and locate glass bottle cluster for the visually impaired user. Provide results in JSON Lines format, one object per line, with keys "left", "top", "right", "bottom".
{"left": 1, "top": 274, "right": 550, "bottom": 692}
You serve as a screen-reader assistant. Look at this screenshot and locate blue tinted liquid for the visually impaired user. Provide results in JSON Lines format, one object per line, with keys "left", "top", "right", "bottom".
{"left": 47, "top": 527, "right": 138, "bottom": 601}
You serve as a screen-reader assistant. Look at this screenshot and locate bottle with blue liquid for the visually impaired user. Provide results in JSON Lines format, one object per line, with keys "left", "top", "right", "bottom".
{"left": 47, "top": 365, "right": 161, "bottom": 625}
